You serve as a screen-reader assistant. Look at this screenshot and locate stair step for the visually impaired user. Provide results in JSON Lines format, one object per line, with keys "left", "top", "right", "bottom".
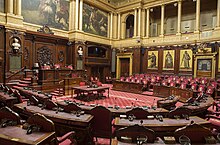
{"left": 17, "top": 83, "right": 29, "bottom": 87}
{"left": 23, "top": 78, "right": 32, "bottom": 81}
{"left": 19, "top": 80, "right": 31, "bottom": 84}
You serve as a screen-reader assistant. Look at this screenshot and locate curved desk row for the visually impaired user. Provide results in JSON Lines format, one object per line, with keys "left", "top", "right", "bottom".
{"left": 13, "top": 103, "right": 93, "bottom": 145}
{"left": 57, "top": 101, "right": 169, "bottom": 117}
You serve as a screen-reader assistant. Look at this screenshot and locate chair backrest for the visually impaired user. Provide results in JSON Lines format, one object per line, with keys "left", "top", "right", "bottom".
{"left": 63, "top": 103, "right": 81, "bottom": 113}
{"left": 27, "top": 113, "right": 55, "bottom": 132}
{"left": 29, "top": 95, "right": 39, "bottom": 105}
{"left": 126, "top": 107, "right": 150, "bottom": 119}
{"left": 206, "top": 86, "right": 214, "bottom": 95}
{"left": 191, "top": 83, "right": 198, "bottom": 91}
{"left": 90, "top": 106, "right": 112, "bottom": 137}
{"left": 0, "top": 106, "right": 21, "bottom": 125}
{"left": 115, "top": 124, "right": 156, "bottom": 143}
{"left": 198, "top": 85, "right": 206, "bottom": 93}
{"left": 79, "top": 82, "right": 86, "bottom": 86}
{"left": 174, "top": 121, "right": 213, "bottom": 143}
{"left": 44, "top": 100, "right": 58, "bottom": 110}
{"left": 180, "top": 83, "right": 187, "bottom": 89}
{"left": 168, "top": 107, "right": 192, "bottom": 118}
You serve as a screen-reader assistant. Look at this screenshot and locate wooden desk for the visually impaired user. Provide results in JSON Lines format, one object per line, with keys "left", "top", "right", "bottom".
{"left": 157, "top": 96, "right": 180, "bottom": 110}
{"left": 0, "top": 125, "right": 55, "bottom": 145}
{"left": 13, "top": 103, "right": 93, "bottom": 145}
{"left": 57, "top": 101, "right": 169, "bottom": 117}
{"left": 14, "top": 87, "right": 50, "bottom": 103}
{"left": 181, "top": 97, "right": 214, "bottom": 115}
{"left": 0, "top": 92, "right": 18, "bottom": 107}
{"left": 112, "top": 81, "right": 143, "bottom": 94}
{"left": 114, "top": 116, "right": 210, "bottom": 136}
{"left": 153, "top": 85, "right": 193, "bottom": 102}
{"left": 72, "top": 86, "right": 110, "bottom": 98}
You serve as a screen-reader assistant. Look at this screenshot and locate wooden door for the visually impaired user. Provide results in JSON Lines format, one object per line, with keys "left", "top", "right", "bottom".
{"left": 120, "top": 58, "right": 130, "bottom": 77}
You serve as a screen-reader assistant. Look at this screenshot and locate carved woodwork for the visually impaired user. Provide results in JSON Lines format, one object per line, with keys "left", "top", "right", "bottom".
{"left": 37, "top": 46, "right": 53, "bottom": 66}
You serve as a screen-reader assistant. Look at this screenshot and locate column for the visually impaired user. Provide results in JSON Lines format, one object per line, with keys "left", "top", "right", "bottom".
{"left": 113, "top": 13, "right": 117, "bottom": 39}
{"left": 107, "top": 13, "right": 110, "bottom": 38}
{"left": 110, "top": 12, "right": 113, "bottom": 39}
{"left": 13, "top": 0, "right": 17, "bottom": 15}
{"left": 134, "top": 8, "right": 137, "bottom": 37}
{"left": 79, "top": 0, "right": 83, "bottom": 31}
{"left": 69, "top": 0, "right": 75, "bottom": 31}
{"left": 137, "top": 8, "right": 141, "bottom": 37}
{"left": 146, "top": 8, "right": 150, "bottom": 38}
{"left": 160, "top": 4, "right": 165, "bottom": 36}
{"left": 16, "top": 0, "right": 21, "bottom": 15}
{"left": 141, "top": 9, "right": 146, "bottom": 37}
{"left": 177, "top": 1, "right": 182, "bottom": 34}
{"left": 75, "top": 0, "right": 79, "bottom": 30}
{"left": 216, "top": 0, "right": 220, "bottom": 27}
{"left": 195, "top": 0, "right": 200, "bottom": 32}
{"left": 118, "top": 13, "right": 121, "bottom": 39}
{"left": 7, "top": 0, "right": 13, "bottom": 14}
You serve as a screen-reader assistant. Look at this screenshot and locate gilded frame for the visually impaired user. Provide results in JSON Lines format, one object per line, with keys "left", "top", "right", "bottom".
{"left": 163, "top": 50, "right": 175, "bottom": 70}
{"left": 147, "top": 50, "right": 158, "bottom": 70}
{"left": 179, "top": 49, "right": 192, "bottom": 71}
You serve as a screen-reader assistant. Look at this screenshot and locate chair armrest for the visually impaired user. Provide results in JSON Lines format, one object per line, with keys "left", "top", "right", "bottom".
{"left": 57, "top": 131, "right": 76, "bottom": 143}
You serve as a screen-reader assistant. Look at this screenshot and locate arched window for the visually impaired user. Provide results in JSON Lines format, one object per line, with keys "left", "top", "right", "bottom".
{"left": 126, "top": 15, "right": 134, "bottom": 38}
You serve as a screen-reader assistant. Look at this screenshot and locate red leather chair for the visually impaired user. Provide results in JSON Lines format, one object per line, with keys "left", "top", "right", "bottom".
{"left": 90, "top": 106, "right": 114, "bottom": 144}
{"left": 115, "top": 124, "right": 159, "bottom": 143}
{"left": 27, "top": 113, "right": 77, "bottom": 145}
{"left": 191, "top": 83, "right": 198, "bottom": 92}
{"left": 169, "top": 81, "right": 176, "bottom": 87}
{"left": 79, "top": 82, "right": 86, "bottom": 86}
{"left": 206, "top": 86, "right": 215, "bottom": 97}
{"left": 180, "top": 83, "right": 187, "bottom": 90}
{"left": 174, "top": 121, "right": 213, "bottom": 144}
{"left": 198, "top": 85, "right": 206, "bottom": 94}
{"left": 126, "top": 107, "right": 150, "bottom": 119}
{"left": 161, "top": 80, "right": 168, "bottom": 86}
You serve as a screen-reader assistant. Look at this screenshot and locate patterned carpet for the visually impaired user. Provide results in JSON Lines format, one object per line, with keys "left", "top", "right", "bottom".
{"left": 52, "top": 84, "right": 163, "bottom": 108}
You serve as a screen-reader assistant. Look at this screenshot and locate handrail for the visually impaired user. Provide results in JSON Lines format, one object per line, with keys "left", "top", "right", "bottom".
{"left": 6, "top": 67, "right": 25, "bottom": 80}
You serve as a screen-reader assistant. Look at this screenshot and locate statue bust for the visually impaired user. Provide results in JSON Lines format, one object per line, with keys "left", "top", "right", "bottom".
{"left": 12, "top": 38, "right": 21, "bottom": 53}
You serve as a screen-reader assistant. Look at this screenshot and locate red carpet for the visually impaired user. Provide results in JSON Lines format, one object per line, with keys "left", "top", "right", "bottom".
{"left": 52, "top": 84, "right": 161, "bottom": 108}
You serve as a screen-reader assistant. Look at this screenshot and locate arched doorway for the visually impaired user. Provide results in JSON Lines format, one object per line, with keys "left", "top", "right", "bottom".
{"left": 125, "top": 15, "right": 134, "bottom": 38}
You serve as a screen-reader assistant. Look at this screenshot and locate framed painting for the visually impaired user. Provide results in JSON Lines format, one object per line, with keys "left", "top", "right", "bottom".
{"left": 147, "top": 50, "right": 158, "bottom": 69}
{"left": 179, "top": 49, "right": 192, "bottom": 71}
{"left": 163, "top": 50, "right": 175, "bottom": 70}
{"left": 197, "top": 59, "right": 212, "bottom": 71}
{"left": 83, "top": 3, "right": 108, "bottom": 37}
{"left": 0, "top": 0, "right": 4, "bottom": 13}
{"left": 21, "top": 0, "right": 69, "bottom": 31}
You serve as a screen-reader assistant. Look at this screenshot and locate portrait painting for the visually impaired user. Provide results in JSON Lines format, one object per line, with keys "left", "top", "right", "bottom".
{"left": 0, "top": 0, "right": 4, "bottom": 13}
{"left": 22, "top": 0, "right": 69, "bottom": 31}
{"left": 147, "top": 50, "right": 158, "bottom": 69}
{"left": 83, "top": 3, "right": 108, "bottom": 37}
{"left": 163, "top": 50, "right": 175, "bottom": 70}
{"left": 179, "top": 49, "right": 192, "bottom": 71}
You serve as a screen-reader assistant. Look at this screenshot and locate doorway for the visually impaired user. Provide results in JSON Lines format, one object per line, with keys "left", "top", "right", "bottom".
{"left": 116, "top": 52, "right": 133, "bottom": 79}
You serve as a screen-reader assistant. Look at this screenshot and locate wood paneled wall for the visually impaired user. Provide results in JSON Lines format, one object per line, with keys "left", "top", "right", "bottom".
{"left": 24, "top": 31, "right": 69, "bottom": 69}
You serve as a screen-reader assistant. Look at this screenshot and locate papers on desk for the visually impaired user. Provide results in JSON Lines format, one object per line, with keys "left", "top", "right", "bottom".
{"left": 120, "top": 115, "right": 127, "bottom": 118}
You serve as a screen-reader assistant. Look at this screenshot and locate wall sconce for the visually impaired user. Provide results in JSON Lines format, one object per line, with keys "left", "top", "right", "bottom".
{"left": 150, "top": 8, "right": 153, "bottom": 12}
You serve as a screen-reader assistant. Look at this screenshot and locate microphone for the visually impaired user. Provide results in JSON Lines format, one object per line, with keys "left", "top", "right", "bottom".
{"left": 151, "top": 99, "right": 156, "bottom": 109}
